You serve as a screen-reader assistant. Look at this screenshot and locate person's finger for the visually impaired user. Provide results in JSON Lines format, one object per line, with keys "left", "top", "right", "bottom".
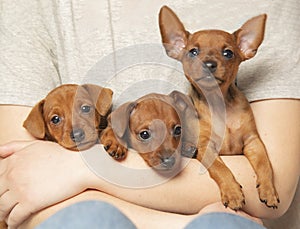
{"left": 0, "top": 188, "right": 9, "bottom": 199}
{"left": 0, "top": 141, "right": 35, "bottom": 157}
{"left": 6, "top": 203, "right": 32, "bottom": 229}
{"left": 0, "top": 190, "right": 18, "bottom": 222}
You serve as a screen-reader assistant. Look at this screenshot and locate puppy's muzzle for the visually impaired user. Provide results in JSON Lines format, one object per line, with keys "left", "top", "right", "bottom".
{"left": 161, "top": 155, "right": 176, "bottom": 169}
{"left": 70, "top": 128, "right": 85, "bottom": 143}
{"left": 204, "top": 61, "right": 217, "bottom": 73}
{"left": 192, "top": 61, "right": 223, "bottom": 86}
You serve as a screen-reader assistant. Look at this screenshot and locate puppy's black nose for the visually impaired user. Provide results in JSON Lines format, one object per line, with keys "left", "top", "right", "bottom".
{"left": 70, "top": 129, "right": 85, "bottom": 143}
{"left": 204, "top": 61, "right": 217, "bottom": 73}
{"left": 161, "top": 156, "right": 176, "bottom": 169}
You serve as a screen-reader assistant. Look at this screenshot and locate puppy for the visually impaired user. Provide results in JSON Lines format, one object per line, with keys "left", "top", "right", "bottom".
{"left": 100, "top": 91, "right": 199, "bottom": 171}
{"left": 23, "top": 84, "right": 113, "bottom": 151}
{"left": 159, "top": 6, "right": 279, "bottom": 209}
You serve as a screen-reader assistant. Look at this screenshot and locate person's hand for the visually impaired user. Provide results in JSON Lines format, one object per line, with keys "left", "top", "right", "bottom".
{"left": 0, "top": 140, "right": 90, "bottom": 228}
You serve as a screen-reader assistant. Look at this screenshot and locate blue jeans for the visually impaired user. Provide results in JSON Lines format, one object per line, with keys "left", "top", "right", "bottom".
{"left": 36, "top": 201, "right": 266, "bottom": 229}
{"left": 36, "top": 201, "right": 136, "bottom": 229}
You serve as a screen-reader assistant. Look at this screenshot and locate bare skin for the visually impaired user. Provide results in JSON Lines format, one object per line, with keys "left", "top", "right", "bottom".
{"left": 0, "top": 99, "right": 299, "bottom": 228}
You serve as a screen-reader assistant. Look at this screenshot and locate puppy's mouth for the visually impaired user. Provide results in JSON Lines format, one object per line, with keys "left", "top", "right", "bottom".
{"left": 198, "top": 75, "right": 224, "bottom": 85}
{"left": 155, "top": 156, "right": 176, "bottom": 170}
{"left": 185, "top": 62, "right": 224, "bottom": 87}
{"left": 67, "top": 140, "right": 98, "bottom": 151}
{"left": 190, "top": 74, "right": 224, "bottom": 90}
{"left": 143, "top": 151, "right": 181, "bottom": 171}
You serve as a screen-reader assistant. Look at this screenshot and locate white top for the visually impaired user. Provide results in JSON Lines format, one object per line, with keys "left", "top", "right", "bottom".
{"left": 1, "top": 0, "right": 299, "bottom": 107}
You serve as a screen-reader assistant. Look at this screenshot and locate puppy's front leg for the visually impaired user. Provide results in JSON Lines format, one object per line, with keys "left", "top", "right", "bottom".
{"left": 243, "top": 134, "right": 280, "bottom": 208}
{"left": 100, "top": 127, "right": 128, "bottom": 161}
{"left": 197, "top": 138, "right": 245, "bottom": 210}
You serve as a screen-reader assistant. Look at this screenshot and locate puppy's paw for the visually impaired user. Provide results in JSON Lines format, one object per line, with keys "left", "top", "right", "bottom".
{"left": 257, "top": 182, "right": 280, "bottom": 209}
{"left": 100, "top": 128, "right": 128, "bottom": 161}
{"left": 221, "top": 183, "right": 245, "bottom": 211}
{"left": 104, "top": 142, "right": 128, "bottom": 161}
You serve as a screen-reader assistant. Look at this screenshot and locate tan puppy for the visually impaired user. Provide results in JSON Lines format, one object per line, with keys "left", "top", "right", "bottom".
{"left": 23, "top": 84, "right": 113, "bottom": 151}
{"left": 159, "top": 6, "right": 279, "bottom": 209}
{"left": 100, "top": 91, "right": 199, "bottom": 170}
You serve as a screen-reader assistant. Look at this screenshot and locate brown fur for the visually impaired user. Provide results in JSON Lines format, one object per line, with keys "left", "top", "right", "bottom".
{"left": 23, "top": 84, "right": 113, "bottom": 151}
{"left": 100, "top": 91, "right": 199, "bottom": 171}
{"left": 159, "top": 6, "right": 279, "bottom": 210}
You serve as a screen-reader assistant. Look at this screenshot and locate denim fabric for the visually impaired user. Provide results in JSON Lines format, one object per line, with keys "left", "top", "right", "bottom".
{"left": 36, "top": 201, "right": 137, "bottom": 229}
{"left": 185, "top": 212, "right": 266, "bottom": 229}
{"left": 36, "top": 201, "right": 266, "bottom": 229}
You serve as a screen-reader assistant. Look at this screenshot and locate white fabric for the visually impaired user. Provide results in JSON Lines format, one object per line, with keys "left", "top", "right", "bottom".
{"left": 0, "top": 0, "right": 299, "bottom": 107}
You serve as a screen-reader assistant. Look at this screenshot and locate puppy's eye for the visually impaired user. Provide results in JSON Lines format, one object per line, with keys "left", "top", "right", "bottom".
{"left": 81, "top": 105, "right": 91, "bottom": 113}
{"left": 188, "top": 48, "right": 199, "bottom": 57}
{"left": 222, "top": 49, "right": 234, "bottom": 59}
{"left": 51, "top": 115, "right": 61, "bottom": 125}
{"left": 139, "top": 130, "right": 151, "bottom": 140}
{"left": 173, "top": 125, "right": 182, "bottom": 136}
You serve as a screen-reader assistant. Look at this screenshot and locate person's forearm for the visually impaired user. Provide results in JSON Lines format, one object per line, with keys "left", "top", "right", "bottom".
{"left": 16, "top": 149, "right": 296, "bottom": 229}
{"left": 83, "top": 152, "right": 289, "bottom": 218}
{"left": 0, "top": 106, "right": 35, "bottom": 144}
{"left": 1, "top": 100, "right": 299, "bottom": 224}
{"left": 82, "top": 99, "right": 300, "bottom": 218}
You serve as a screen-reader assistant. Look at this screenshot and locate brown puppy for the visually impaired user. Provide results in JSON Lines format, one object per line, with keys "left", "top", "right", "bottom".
{"left": 159, "top": 6, "right": 279, "bottom": 209}
{"left": 23, "top": 84, "right": 113, "bottom": 151}
{"left": 100, "top": 91, "right": 199, "bottom": 170}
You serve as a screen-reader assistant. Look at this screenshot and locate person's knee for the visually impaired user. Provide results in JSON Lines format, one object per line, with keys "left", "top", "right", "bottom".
{"left": 36, "top": 200, "right": 137, "bottom": 229}
{"left": 185, "top": 212, "right": 266, "bottom": 229}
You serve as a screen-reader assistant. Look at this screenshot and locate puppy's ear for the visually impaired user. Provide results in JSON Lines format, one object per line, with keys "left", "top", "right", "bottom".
{"left": 234, "top": 14, "right": 267, "bottom": 60}
{"left": 169, "top": 90, "right": 196, "bottom": 116}
{"left": 169, "top": 90, "right": 199, "bottom": 157}
{"left": 110, "top": 102, "right": 136, "bottom": 139}
{"left": 23, "top": 100, "right": 46, "bottom": 139}
{"left": 159, "top": 6, "right": 189, "bottom": 60}
{"left": 82, "top": 84, "right": 113, "bottom": 116}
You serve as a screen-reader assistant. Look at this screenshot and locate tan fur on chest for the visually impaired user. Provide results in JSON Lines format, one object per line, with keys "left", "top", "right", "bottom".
{"left": 192, "top": 93, "right": 245, "bottom": 155}
{"left": 159, "top": 5, "right": 279, "bottom": 210}
{"left": 221, "top": 109, "right": 245, "bottom": 155}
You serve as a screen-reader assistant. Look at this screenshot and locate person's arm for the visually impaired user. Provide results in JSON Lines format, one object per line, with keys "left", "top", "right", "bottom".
{"left": 0, "top": 106, "right": 36, "bottom": 143}
{"left": 0, "top": 99, "right": 299, "bottom": 228}
{"left": 92, "top": 98, "right": 299, "bottom": 218}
